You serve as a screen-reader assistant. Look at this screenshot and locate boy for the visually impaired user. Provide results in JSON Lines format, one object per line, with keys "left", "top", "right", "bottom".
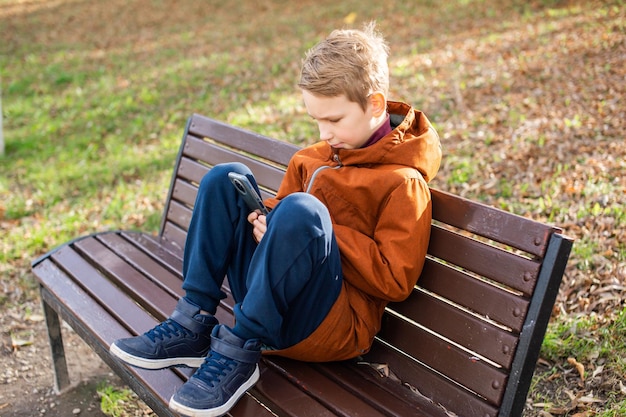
{"left": 110, "top": 23, "right": 441, "bottom": 417}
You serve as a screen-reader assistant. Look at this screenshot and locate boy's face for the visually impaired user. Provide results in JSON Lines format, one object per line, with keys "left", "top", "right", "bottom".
{"left": 302, "top": 90, "right": 384, "bottom": 150}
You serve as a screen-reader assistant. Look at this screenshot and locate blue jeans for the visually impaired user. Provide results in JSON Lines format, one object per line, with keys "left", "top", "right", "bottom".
{"left": 181, "top": 163, "right": 343, "bottom": 349}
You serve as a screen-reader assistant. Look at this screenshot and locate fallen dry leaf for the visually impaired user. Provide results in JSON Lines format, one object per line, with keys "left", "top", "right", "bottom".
{"left": 26, "top": 314, "right": 45, "bottom": 322}
{"left": 591, "top": 365, "right": 604, "bottom": 379}
{"left": 577, "top": 395, "right": 604, "bottom": 404}
{"left": 568, "top": 357, "right": 586, "bottom": 381}
{"left": 10, "top": 337, "right": 33, "bottom": 349}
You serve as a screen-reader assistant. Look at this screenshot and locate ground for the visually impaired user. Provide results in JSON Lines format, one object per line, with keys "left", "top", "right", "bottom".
{"left": 0, "top": 297, "right": 153, "bottom": 417}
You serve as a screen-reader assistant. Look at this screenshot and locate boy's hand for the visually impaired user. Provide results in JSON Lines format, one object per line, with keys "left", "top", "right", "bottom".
{"left": 247, "top": 211, "right": 267, "bottom": 243}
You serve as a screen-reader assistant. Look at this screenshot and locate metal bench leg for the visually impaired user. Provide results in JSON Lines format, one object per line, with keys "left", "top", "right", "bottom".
{"left": 42, "top": 297, "right": 71, "bottom": 393}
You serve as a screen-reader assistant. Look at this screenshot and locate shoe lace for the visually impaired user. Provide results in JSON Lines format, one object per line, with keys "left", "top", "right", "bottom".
{"left": 194, "top": 352, "right": 236, "bottom": 387}
{"left": 144, "top": 319, "right": 193, "bottom": 342}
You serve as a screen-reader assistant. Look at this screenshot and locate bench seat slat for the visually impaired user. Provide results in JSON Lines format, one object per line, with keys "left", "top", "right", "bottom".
{"left": 96, "top": 233, "right": 184, "bottom": 298}
{"left": 377, "top": 313, "right": 507, "bottom": 406}
{"left": 431, "top": 188, "right": 558, "bottom": 257}
{"left": 388, "top": 290, "right": 518, "bottom": 369}
{"left": 87, "top": 232, "right": 238, "bottom": 330}
{"left": 313, "top": 361, "right": 450, "bottom": 417}
{"left": 254, "top": 366, "right": 341, "bottom": 417}
{"left": 364, "top": 341, "right": 499, "bottom": 417}
{"left": 229, "top": 394, "right": 286, "bottom": 417}
{"left": 261, "top": 357, "right": 396, "bottom": 417}
{"left": 418, "top": 259, "right": 529, "bottom": 332}
{"left": 429, "top": 225, "right": 541, "bottom": 296}
{"left": 50, "top": 243, "right": 163, "bottom": 331}
{"left": 122, "top": 231, "right": 183, "bottom": 267}
{"left": 70, "top": 237, "right": 178, "bottom": 319}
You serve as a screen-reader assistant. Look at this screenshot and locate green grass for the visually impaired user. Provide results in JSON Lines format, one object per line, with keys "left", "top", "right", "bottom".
{"left": 538, "top": 308, "right": 626, "bottom": 414}
{"left": 97, "top": 382, "right": 150, "bottom": 417}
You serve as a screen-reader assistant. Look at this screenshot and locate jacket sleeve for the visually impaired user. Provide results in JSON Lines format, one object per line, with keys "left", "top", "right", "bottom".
{"left": 333, "top": 176, "right": 432, "bottom": 302}
{"left": 263, "top": 156, "right": 305, "bottom": 210}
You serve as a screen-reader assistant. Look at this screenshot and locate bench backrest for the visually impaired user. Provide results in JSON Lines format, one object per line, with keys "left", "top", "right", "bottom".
{"left": 160, "top": 114, "right": 573, "bottom": 417}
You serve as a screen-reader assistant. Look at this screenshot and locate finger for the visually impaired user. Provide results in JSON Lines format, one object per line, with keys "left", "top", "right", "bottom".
{"left": 247, "top": 211, "right": 258, "bottom": 224}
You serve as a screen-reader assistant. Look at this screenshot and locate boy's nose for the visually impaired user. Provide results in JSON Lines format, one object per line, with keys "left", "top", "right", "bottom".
{"left": 319, "top": 125, "right": 333, "bottom": 142}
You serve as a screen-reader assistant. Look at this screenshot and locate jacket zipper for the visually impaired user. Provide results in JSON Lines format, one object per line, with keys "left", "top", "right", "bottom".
{"left": 305, "top": 153, "right": 343, "bottom": 193}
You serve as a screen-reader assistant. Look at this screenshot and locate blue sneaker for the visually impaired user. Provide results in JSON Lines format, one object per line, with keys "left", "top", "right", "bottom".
{"left": 110, "top": 298, "right": 218, "bottom": 369}
{"left": 169, "top": 325, "right": 261, "bottom": 417}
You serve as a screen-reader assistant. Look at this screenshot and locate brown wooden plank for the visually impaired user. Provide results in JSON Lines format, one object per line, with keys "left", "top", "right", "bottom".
{"left": 254, "top": 364, "right": 340, "bottom": 417}
{"left": 431, "top": 188, "right": 558, "bottom": 257}
{"left": 261, "top": 357, "right": 391, "bottom": 417}
{"left": 171, "top": 178, "right": 198, "bottom": 207}
{"left": 183, "top": 135, "right": 287, "bottom": 192}
{"left": 387, "top": 290, "right": 519, "bottom": 369}
{"left": 49, "top": 243, "right": 163, "bottom": 331}
{"left": 228, "top": 394, "right": 279, "bottom": 417}
{"left": 70, "top": 237, "right": 178, "bottom": 319}
{"left": 187, "top": 114, "right": 299, "bottom": 166}
{"left": 377, "top": 313, "right": 507, "bottom": 406}
{"left": 162, "top": 221, "right": 188, "bottom": 252}
{"left": 428, "top": 225, "right": 541, "bottom": 296}
{"left": 96, "top": 233, "right": 184, "bottom": 299}
{"left": 177, "top": 156, "right": 210, "bottom": 185}
{"left": 418, "top": 258, "right": 529, "bottom": 332}
{"left": 122, "top": 232, "right": 184, "bottom": 271}
{"left": 166, "top": 199, "right": 194, "bottom": 231}
{"left": 314, "top": 361, "right": 450, "bottom": 417}
{"left": 363, "top": 341, "right": 499, "bottom": 417}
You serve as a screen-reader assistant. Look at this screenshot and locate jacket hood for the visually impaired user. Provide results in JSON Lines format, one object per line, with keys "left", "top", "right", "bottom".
{"left": 316, "top": 101, "right": 441, "bottom": 183}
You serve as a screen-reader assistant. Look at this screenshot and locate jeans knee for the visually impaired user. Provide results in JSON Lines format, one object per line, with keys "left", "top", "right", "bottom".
{"left": 271, "top": 193, "right": 331, "bottom": 236}
{"left": 198, "top": 162, "right": 250, "bottom": 195}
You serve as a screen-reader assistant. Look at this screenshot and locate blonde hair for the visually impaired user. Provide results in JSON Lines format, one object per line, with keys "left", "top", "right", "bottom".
{"left": 298, "top": 22, "right": 390, "bottom": 111}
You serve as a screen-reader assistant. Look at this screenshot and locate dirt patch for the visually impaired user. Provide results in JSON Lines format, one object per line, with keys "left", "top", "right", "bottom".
{"left": 1, "top": 297, "right": 117, "bottom": 417}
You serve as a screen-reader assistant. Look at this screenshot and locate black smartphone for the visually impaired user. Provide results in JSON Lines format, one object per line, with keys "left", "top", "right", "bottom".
{"left": 228, "top": 172, "right": 269, "bottom": 215}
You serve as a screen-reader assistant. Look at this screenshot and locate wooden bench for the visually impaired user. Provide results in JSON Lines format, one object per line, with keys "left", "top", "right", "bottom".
{"left": 32, "top": 113, "right": 573, "bottom": 417}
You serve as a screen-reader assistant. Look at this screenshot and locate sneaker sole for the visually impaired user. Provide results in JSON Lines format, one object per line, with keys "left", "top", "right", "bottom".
{"left": 168, "top": 364, "right": 260, "bottom": 417}
{"left": 109, "top": 342, "right": 205, "bottom": 370}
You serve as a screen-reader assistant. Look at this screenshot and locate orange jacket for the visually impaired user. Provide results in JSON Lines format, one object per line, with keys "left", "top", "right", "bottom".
{"left": 264, "top": 101, "right": 442, "bottom": 361}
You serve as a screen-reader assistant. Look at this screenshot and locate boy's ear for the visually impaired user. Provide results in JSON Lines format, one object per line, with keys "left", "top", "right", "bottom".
{"left": 369, "top": 92, "right": 387, "bottom": 117}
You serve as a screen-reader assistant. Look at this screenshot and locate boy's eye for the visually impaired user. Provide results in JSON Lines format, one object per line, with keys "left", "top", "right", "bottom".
{"left": 308, "top": 115, "right": 341, "bottom": 124}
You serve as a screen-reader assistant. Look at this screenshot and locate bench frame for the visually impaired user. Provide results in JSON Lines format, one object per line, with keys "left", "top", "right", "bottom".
{"left": 33, "top": 114, "right": 573, "bottom": 417}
